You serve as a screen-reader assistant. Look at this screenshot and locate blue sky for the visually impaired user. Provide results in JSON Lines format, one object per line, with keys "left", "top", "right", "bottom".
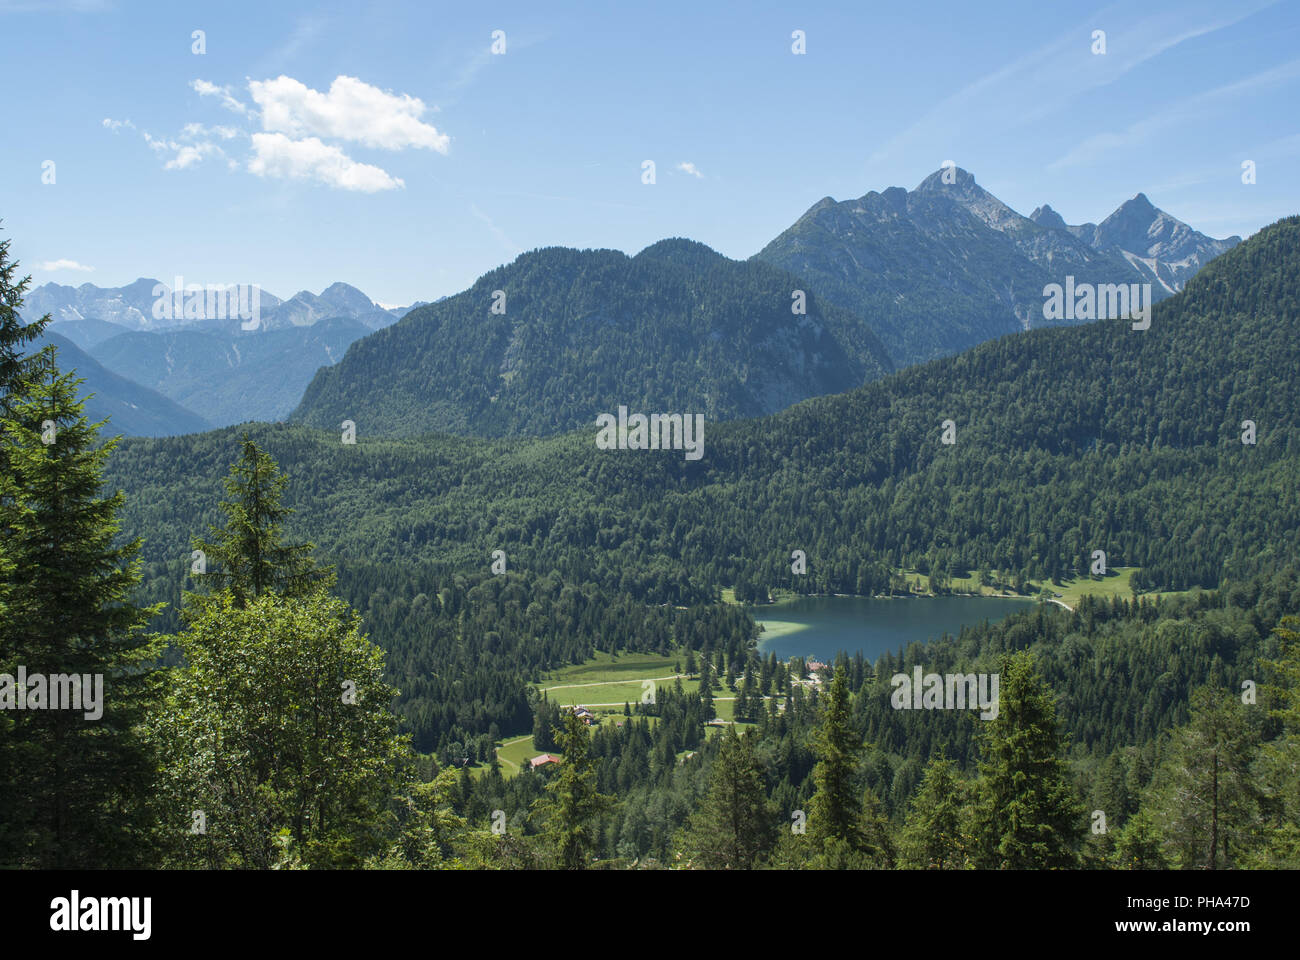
{"left": 2, "top": 0, "right": 1297, "bottom": 306}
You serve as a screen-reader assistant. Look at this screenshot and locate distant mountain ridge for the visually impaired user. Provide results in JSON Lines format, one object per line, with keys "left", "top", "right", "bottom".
{"left": 24, "top": 169, "right": 1243, "bottom": 438}
{"left": 755, "top": 167, "right": 1239, "bottom": 367}
{"left": 24, "top": 278, "right": 419, "bottom": 334}
{"left": 31, "top": 331, "right": 211, "bottom": 437}
{"left": 1030, "top": 193, "right": 1239, "bottom": 294}
{"left": 89, "top": 317, "right": 373, "bottom": 427}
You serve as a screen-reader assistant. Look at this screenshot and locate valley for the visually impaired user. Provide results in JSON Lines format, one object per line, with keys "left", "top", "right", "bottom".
{"left": 3, "top": 1, "right": 1295, "bottom": 885}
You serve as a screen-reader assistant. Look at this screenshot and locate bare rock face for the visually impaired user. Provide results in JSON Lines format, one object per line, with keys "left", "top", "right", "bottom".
{"left": 756, "top": 167, "right": 1239, "bottom": 367}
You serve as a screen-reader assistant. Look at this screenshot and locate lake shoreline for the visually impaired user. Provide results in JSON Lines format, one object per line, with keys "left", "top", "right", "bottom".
{"left": 748, "top": 593, "right": 1038, "bottom": 663}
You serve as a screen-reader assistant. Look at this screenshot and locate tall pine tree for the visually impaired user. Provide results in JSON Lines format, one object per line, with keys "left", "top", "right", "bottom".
{"left": 188, "top": 435, "right": 333, "bottom": 610}
{"left": 899, "top": 756, "right": 968, "bottom": 869}
{"left": 0, "top": 359, "right": 163, "bottom": 867}
{"left": 1136, "top": 685, "right": 1259, "bottom": 869}
{"left": 808, "top": 665, "right": 869, "bottom": 864}
{"left": 682, "top": 725, "right": 774, "bottom": 868}
{"left": 535, "top": 711, "right": 612, "bottom": 869}
{"left": 969, "top": 651, "right": 1084, "bottom": 869}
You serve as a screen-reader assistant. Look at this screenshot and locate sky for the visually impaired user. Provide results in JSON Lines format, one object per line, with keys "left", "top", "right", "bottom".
{"left": 1, "top": 0, "right": 1297, "bottom": 307}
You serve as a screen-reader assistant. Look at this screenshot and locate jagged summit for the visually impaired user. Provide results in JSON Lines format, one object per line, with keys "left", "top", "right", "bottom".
{"left": 754, "top": 169, "right": 1241, "bottom": 366}
{"left": 1029, "top": 204, "right": 1069, "bottom": 231}
{"left": 914, "top": 165, "right": 979, "bottom": 194}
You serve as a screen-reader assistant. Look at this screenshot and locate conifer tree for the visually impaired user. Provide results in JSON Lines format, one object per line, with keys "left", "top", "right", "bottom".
{"left": 535, "top": 710, "right": 612, "bottom": 869}
{"left": 859, "top": 783, "right": 897, "bottom": 867}
{"left": 808, "top": 665, "right": 866, "bottom": 856}
{"left": 189, "top": 435, "right": 333, "bottom": 610}
{"left": 969, "top": 651, "right": 1084, "bottom": 868}
{"left": 0, "top": 359, "right": 163, "bottom": 867}
{"left": 1136, "top": 685, "right": 1259, "bottom": 869}
{"left": 0, "top": 228, "right": 50, "bottom": 414}
{"left": 1112, "top": 807, "right": 1170, "bottom": 869}
{"left": 699, "top": 658, "right": 715, "bottom": 720}
{"left": 1250, "top": 616, "right": 1300, "bottom": 867}
{"left": 899, "top": 756, "right": 968, "bottom": 868}
{"left": 682, "top": 725, "right": 774, "bottom": 868}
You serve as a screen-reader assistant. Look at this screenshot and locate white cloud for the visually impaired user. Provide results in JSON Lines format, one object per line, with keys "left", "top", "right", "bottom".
{"left": 36, "top": 259, "right": 94, "bottom": 272}
{"left": 144, "top": 132, "right": 221, "bottom": 170}
{"left": 161, "top": 73, "right": 439, "bottom": 191}
{"left": 181, "top": 121, "right": 240, "bottom": 140}
{"left": 676, "top": 161, "right": 704, "bottom": 179}
{"left": 248, "top": 75, "right": 449, "bottom": 152}
{"left": 192, "top": 79, "right": 250, "bottom": 115}
{"left": 247, "top": 132, "right": 404, "bottom": 192}
{"left": 101, "top": 117, "right": 134, "bottom": 132}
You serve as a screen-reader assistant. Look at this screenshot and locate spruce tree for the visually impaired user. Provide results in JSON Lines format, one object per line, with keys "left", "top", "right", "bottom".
{"left": 0, "top": 359, "right": 163, "bottom": 867}
{"left": 808, "top": 665, "right": 866, "bottom": 856}
{"left": 682, "top": 725, "right": 774, "bottom": 868}
{"left": 189, "top": 435, "right": 333, "bottom": 610}
{"left": 535, "top": 710, "right": 612, "bottom": 869}
{"left": 899, "top": 756, "right": 968, "bottom": 868}
{"left": 969, "top": 651, "right": 1085, "bottom": 868}
{"left": 699, "top": 658, "right": 715, "bottom": 720}
{"left": 0, "top": 228, "right": 50, "bottom": 414}
{"left": 1137, "top": 685, "right": 1259, "bottom": 869}
{"left": 1248, "top": 616, "right": 1300, "bottom": 867}
{"left": 859, "top": 783, "right": 897, "bottom": 867}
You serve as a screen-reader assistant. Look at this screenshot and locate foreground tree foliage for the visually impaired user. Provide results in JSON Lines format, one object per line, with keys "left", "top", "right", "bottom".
{"left": 366, "top": 766, "right": 470, "bottom": 870}
{"left": 969, "top": 652, "right": 1085, "bottom": 869}
{"left": 682, "top": 725, "right": 774, "bottom": 868}
{"left": 807, "top": 666, "right": 868, "bottom": 864}
{"left": 899, "top": 757, "right": 969, "bottom": 869}
{"left": 1132, "top": 686, "right": 1260, "bottom": 869}
{"left": 0, "top": 359, "right": 161, "bottom": 867}
{"left": 1248, "top": 616, "right": 1300, "bottom": 867}
{"left": 533, "top": 711, "right": 614, "bottom": 869}
{"left": 154, "top": 589, "right": 409, "bottom": 868}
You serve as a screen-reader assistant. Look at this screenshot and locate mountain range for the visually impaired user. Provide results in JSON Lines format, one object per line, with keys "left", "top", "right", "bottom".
{"left": 21, "top": 168, "right": 1242, "bottom": 438}
{"left": 23, "top": 279, "right": 416, "bottom": 334}
{"left": 754, "top": 167, "right": 1239, "bottom": 367}
{"left": 19, "top": 280, "right": 422, "bottom": 430}
{"left": 104, "top": 214, "right": 1300, "bottom": 605}
{"left": 89, "top": 316, "right": 372, "bottom": 425}
{"left": 1029, "top": 192, "right": 1238, "bottom": 294}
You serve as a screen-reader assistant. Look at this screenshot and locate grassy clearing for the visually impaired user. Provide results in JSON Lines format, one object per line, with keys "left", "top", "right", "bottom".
{"left": 542, "top": 677, "right": 701, "bottom": 709}
{"left": 1048, "top": 567, "right": 1139, "bottom": 607}
{"left": 896, "top": 565, "right": 1152, "bottom": 609}
{"left": 536, "top": 650, "right": 681, "bottom": 689}
{"left": 494, "top": 734, "right": 535, "bottom": 774}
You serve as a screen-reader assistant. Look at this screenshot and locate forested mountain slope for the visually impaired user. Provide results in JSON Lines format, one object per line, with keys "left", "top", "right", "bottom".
{"left": 109, "top": 217, "right": 1300, "bottom": 603}
{"left": 34, "top": 332, "right": 211, "bottom": 437}
{"left": 291, "top": 239, "right": 893, "bottom": 438}
{"left": 98, "top": 216, "right": 1300, "bottom": 763}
